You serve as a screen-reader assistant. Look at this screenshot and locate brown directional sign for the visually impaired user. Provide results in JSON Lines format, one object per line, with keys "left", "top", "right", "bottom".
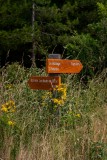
{"left": 46, "top": 59, "right": 83, "bottom": 74}
{"left": 28, "top": 76, "right": 61, "bottom": 90}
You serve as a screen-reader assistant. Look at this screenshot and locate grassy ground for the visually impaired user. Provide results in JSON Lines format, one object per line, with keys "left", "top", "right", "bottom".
{"left": 0, "top": 63, "right": 107, "bottom": 160}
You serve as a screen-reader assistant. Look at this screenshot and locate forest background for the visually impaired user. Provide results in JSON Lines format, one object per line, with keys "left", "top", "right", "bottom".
{"left": 0, "top": 0, "right": 107, "bottom": 76}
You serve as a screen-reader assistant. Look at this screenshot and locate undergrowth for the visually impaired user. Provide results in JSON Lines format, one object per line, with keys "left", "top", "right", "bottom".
{"left": 0, "top": 63, "right": 107, "bottom": 160}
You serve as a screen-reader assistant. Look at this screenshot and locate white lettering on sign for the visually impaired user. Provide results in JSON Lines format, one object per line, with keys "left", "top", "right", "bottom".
{"left": 39, "top": 79, "right": 48, "bottom": 83}
{"left": 70, "top": 62, "right": 80, "bottom": 66}
{"left": 49, "top": 67, "right": 59, "bottom": 71}
{"left": 49, "top": 62, "right": 60, "bottom": 66}
{"left": 30, "top": 79, "right": 58, "bottom": 84}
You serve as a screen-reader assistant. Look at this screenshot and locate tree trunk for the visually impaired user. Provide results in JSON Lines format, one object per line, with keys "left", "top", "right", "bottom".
{"left": 32, "top": 1, "right": 36, "bottom": 67}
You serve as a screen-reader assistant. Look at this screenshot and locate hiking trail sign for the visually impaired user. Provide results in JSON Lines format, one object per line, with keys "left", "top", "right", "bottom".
{"left": 46, "top": 59, "right": 83, "bottom": 74}
{"left": 28, "top": 54, "right": 83, "bottom": 90}
{"left": 28, "top": 76, "right": 61, "bottom": 90}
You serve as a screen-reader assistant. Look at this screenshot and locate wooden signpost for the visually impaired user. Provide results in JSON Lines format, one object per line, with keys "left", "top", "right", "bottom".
{"left": 28, "top": 76, "right": 61, "bottom": 90}
{"left": 28, "top": 54, "right": 83, "bottom": 90}
{"left": 46, "top": 59, "right": 83, "bottom": 74}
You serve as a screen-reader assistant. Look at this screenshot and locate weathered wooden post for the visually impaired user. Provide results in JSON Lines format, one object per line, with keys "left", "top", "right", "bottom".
{"left": 47, "top": 54, "right": 62, "bottom": 123}
{"left": 47, "top": 53, "right": 62, "bottom": 99}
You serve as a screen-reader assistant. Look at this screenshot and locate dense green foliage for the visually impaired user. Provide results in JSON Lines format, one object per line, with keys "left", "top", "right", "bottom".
{"left": 0, "top": 0, "right": 107, "bottom": 75}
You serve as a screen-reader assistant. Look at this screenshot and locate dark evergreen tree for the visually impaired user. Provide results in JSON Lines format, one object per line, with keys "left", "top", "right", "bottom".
{"left": 0, "top": 0, "right": 106, "bottom": 74}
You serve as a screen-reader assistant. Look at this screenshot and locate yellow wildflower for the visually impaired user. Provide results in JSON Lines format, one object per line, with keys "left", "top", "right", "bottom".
{"left": 8, "top": 120, "right": 15, "bottom": 126}
{"left": 1, "top": 104, "right": 6, "bottom": 108}
{"left": 9, "top": 100, "right": 15, "bottom": 105}
{"left": 52, "top": 98, "right": 64, "bottom": 105}
{"left": 1, "top": 106, "right": 8, "bottom": 112}
{"left": 1, "top": 100, "right": 16, "bottom": 113}
{"left": 6, "top": 102, "right": 9, "bottom": 106}
{"left": 76, "top": 114, "right": 81, "bottom": 118}
{"left": 52, "top": 84, "right": 67, "bottom": 106}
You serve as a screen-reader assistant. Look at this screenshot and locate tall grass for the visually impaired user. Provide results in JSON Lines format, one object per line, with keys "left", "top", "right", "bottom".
{"left": 0, "top": 63, "right": 107, "bottom": 160}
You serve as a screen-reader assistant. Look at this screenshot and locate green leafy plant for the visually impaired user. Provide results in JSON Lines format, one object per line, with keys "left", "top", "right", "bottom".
{"left": 89, "top": 141, "right": 107, "bottom": 160}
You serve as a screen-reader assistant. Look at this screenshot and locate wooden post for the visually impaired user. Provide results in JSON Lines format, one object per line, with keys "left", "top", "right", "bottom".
{"left": 48, "top": 54, "right": 61, "bottom": 59}
{"left": 48, "top": 54, "right": 61, "bottom": 99}
{"left": 48, "top": 54, "right": 61, "bottom": 97}
{"left": 48, "top": 54, "right": 61, "bottom": 124}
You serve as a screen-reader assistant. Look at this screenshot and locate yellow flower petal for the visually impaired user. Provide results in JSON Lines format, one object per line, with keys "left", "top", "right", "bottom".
{"left": 76, "top": 114, "right": 81, "bottom": 118}
{"left": 8, "top": 120, "right": 15, "bottom": 126}
{"left": 1, "top": 107, "right": 8, "bottom": 112}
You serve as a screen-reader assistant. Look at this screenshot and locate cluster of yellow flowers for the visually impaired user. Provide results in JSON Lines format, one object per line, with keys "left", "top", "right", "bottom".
{"left": 41, "top": 84, "right": 67, "bottom": 107}
{"left": 1, "top": 100, "right": 16, "bottom": 113}
{"left": 1, "top": 100, "right": 16, "bottom": 126}
{"left": 52, "top": 84, "right": 67, "bottom": 106}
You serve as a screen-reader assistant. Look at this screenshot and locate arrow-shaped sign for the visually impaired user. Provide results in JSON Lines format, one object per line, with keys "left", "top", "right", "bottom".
{"left": 28, "top": 76, "right": 61, "bottom": 90}
{"left": 46, "top": 59, "right": 83, "bottom": 74}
